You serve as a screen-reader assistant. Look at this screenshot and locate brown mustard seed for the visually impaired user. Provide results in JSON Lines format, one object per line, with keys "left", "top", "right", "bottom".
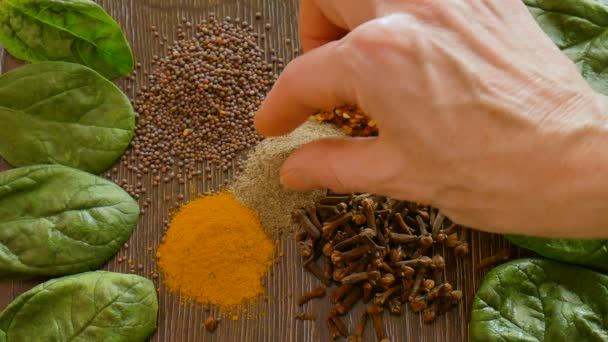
{"left": 204, "top": 317, "right": 218, "bottom": 333}
{"left": 125, "top": 15, "right": 276, "bottom": 175}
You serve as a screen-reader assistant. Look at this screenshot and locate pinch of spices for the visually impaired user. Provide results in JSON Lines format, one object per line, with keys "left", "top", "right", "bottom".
{"left": 231, "top": 120, "right": 346, "bottom": 236}
{"left": 314, "top": 105, "right": 378, "bottom": 137}
{"left": 157, "top": 192, "right": 274, "bottom": 309}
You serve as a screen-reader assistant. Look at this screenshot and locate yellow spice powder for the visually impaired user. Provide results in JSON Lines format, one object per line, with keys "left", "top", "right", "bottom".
{"left": 156, "top": 192, "right": 274, "bottom": 309}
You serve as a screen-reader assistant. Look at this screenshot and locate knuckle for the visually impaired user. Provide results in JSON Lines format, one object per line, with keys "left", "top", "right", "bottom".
{"left": 340, "top": 15, "right": 418, "bottom": 67}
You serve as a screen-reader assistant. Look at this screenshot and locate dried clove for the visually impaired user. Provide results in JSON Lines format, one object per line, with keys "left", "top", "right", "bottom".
{"left": 348, "top": 311, "right": 368, "bottom": 342}
{"left": 333, "top": 261, "right": 365, "bottom": 281}
{"left": 408, "top": 295, "right": 428, "bottom": 313}
{"left": 305, "top": 206, "right": 322, "bottom": 230}
{"left": 342, "top": 270, "right": 381, "bottom": 284}
{"left": 388, "top": 232, "right": 419, "bottom": 244}
{"left": 335, "top": 229, "right": 375, "bottom": 250}
{"left": 336, "top": 286, "right": 363, "bottom": 315}
{"left": 362, "top": 282, "right": 373, "bottom": 303}
{"left": 374, "top": 285, "right": 401, "bottom": 306}
{"left": 298, "top": 286, "right": 326, "bottom": 306}
{"left": 431, "top": 211, "right": 445, "bottom": 237}
{"left": 322, "top": 241, "right": 335, "bottom": 257}
{"left": 322, "top": 212, "right": 353, "bottom": 239}
{"left": 428, "top": 283, "right": 453, "bottom": 301}
{"left": 394, "top": 213, "right": 415, "bottom": 234}
{"left": 438, "top": 290, "right": 463, "bottom": 313}
{"left": 387, "top": 297, "right": 403, "bottom": 315}
{"left": 327, "top": 316, "right": 342, "bottom": 341}
{"left": 323, "top": 256, "right": 334, "bottom": 281}
{"left": 304, "top": 257, "right": 332, "bottom": 286}
{"left": 373, "top": 258, "right": 395, "bottom": 274}
{"left": 330, "top": 283, "right": 354, "bottom": 304}
{"left": 393, "top": 256, "right": 433, "bottom": 268}
{"left": 442, "top": 223, "right": 458, "bottom": 236}
{"left": 455, "top": 228, "right": 470, "bottom": 256}
{"left": 476, "top": 248, "right": 512, "bottom": 270}
{"left": 378, "top": 273, "right": 396, "bottom": 288}
{"left": 368, "top": 303, "right": 386, "bottom": 341}
{"left": 329, "top": 308, "right": 348, "bottom": 337}
{"left": 331, "top": 244, "right": 371, "bottom": 264}
{"left": 390, "top": 245, "right": 404, "bottom": 263}
{"left": 431, "top": 255, "right": 446, "bottom": 284}
{"left": 353, "top": 213, "right": 367, "bottom": 225}
{"left": 292, "top": 209, "right": 321, "bottom": 240}
{"left": 423, "top": 300, "right": 440, "bottom": 324}
{"left": 422, "top": 279, "right": 436, "bottom": 293}
{"left": 408, "top": 267, "right": 427, "bottom": 301}
{"left": 362, "top": 198, "right": 377, "bottom": 232}
{"left": 416, "top": 215, "right": 434, "bottom": 247}
{"left": 298, "top": 235, "right": 314, "bottom": 259}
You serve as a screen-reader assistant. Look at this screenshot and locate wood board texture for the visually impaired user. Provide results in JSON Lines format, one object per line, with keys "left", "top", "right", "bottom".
{"left": 0, "top": 0, "right": 531, "bottom": 341}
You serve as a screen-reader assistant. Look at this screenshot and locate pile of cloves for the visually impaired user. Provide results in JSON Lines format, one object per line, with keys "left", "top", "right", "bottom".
{"left": 292, "top": 192, "right": 469, "bottom": 341}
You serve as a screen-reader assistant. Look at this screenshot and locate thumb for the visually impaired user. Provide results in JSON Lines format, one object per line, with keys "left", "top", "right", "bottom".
{"left": 280, "top": 137, "right": 384, "bottom": 193}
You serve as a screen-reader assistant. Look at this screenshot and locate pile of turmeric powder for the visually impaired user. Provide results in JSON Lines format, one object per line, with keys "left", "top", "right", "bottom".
{"left": 313, "top": 104, "right": 378, "bottom": 137}
{"left": 156, "top": 192, "right": 275, "bottom": 310}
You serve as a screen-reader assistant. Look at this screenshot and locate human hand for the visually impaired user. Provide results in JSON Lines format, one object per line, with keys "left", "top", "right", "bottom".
{"left": 254, "top": 0, "right": 608, "bottom": 237}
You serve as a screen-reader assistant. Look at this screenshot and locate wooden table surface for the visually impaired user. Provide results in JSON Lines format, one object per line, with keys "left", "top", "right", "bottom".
{"left": 0, "top": 1, "right": 529, "bottom": 341}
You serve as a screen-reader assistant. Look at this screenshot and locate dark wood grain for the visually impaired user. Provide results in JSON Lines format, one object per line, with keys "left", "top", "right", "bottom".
{"left": 0, "top": 1, "right": 529, "bottom": 341}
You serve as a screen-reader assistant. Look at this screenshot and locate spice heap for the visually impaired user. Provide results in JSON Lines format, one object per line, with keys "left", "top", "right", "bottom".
{"left": 313, "top": 105, "right": 378, "bottom": 137}
{"left": 293, "top": 192, "right": 468, "bottom": 341}
{"left": 156, "top": 192, "right": 274, "bottom": 309}
{"left": 231, "top": 120, "right": 347, "bottom": 236}
{"left": 128, "top": 14, "right": 276, "bottom": 181}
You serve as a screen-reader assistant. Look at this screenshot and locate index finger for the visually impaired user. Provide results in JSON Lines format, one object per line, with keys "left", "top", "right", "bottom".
{"left": 254, "top": 41, "right": 356, "bottom": 137}
{"left": 299, "top": 0, "right": 348, "bottom": 52}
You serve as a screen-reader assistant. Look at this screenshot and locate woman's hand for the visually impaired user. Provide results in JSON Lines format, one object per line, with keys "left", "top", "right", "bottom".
{"left": 255, "top": 0, "right": 608, "bottom": 237}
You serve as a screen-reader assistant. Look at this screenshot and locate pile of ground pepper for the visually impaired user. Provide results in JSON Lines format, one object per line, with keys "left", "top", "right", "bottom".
{"left": 230, "top": 120, "right": 346, "bottom": 237}
{"left": 313, "top": 105, "right": 378, "bottom": 137}
{"left": 156, "top": 192, "right": 274, "bottom": 309}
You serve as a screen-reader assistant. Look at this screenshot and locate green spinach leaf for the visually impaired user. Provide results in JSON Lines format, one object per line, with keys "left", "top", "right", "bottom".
{"left": 0, "top": 61, "right": 135, "bottom": 174}
{"left": 525, "top": 0, "right": 608, "bottom": 95}
{"left": 470, "top": 258, "right": 608, "bottom": 342}
{"left": 0, "top": 165, "right": 139, "bottom": 278}
{"left": 0, "top": 0, "right": 134, "bottom": 79}
{"left": 507, "top": 234, "right": 608, "bottom": 273}
{"left": 0, "top": 271, "right": 158, "bottom": 342}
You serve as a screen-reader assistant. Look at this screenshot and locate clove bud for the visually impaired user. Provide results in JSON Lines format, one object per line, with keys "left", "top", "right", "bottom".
{"left": 292, "top": 209, "right": 321, "bottom": 240}
{"left": 331, "top": 244, "right": 371, "bottom": 264}
{"left": 367, "top": 303, "right": 386, "bottom": 341}
{"left": 393, "top": 256, "right": 433, "bottom": 268}
{"left": 336, "top": 286, "right": 363, "bottom": 315}
{"left": 348, "top": 311, "right": 368, "bottom": 342}
{"left": 455, "top": 228, "right": 470, "bottom": 256}
{"left": 298, "top": 286, "right": 326, "bottom": 306}
{"left": 330, "top": 283, "right": 354, "bottom": 304}
{"left": 329, "top": 308, "right": 348, "bottom": 337}
{"left": 476, "top": 248, "right": 512, "bottom": 270}
{"left": 322, "top": 212, "right": 353, "bottom": 240}
{"left": 387, "top": 297, "right": 403, "bottom": 315}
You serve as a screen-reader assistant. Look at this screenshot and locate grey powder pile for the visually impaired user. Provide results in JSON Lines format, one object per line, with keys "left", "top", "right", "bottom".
{"left": 231, "top": 120, "right": 347, "bottom": 236}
